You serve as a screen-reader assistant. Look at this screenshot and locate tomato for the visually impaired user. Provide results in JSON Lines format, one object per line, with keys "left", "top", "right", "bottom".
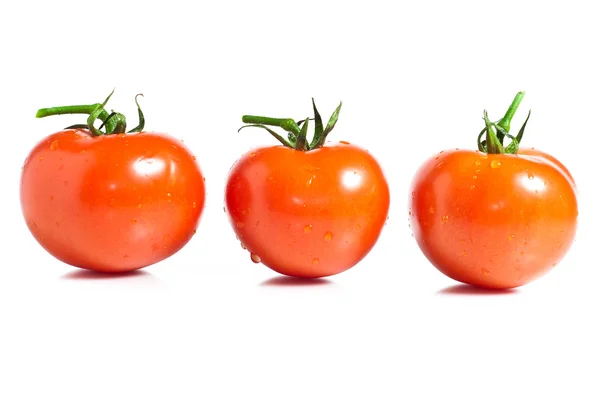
{"left": 20, "top": 92, "right": 205, "bottom": 272}
{"left": 409, "top": 92, "right": 578, "bottom": 289}
{"left": 225, "top": 100, "right": 390, "bottom": 278}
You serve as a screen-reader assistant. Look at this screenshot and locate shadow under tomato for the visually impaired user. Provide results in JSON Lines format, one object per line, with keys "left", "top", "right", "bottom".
{"left": 437, "top": 284, "right": 519, "bottom": 296}
{"left": 61, "top": 269, "right": 153, "bottom": 281}
{"left": 260, "top": 276, "right": 333, "bottom": 287}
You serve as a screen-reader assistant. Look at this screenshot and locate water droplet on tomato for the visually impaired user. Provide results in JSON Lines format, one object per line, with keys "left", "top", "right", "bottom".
{"left": 356, "top": 224, "right": 361, "bottom": 229}
{"left": 490, "top": 160, "right": 501, "bottom": 169}
{"left": 131, "top": 219, "right": 137, "bottom": 224}
{"left": 192, "top": 201, "right": 197, "bottom": 209}
{"left": 462, "top": 250, "right": 468, "bottom": 256}
{"left": 509, "top": 234, "right": 515, "bottom": 241}
{"left": 241, "top": 243, "right": 246, "bottom": 250}
{"left": 436, "top": 162, "right": 444, "bottom": 168}
{"left": 429, "top": 207, "right": 435, "bottom": 214}
{"left": 236, "top": 221, "right": 245, "bottom": 228}
{"left": 304, "top": 225, "right": 312, "bottom": 234}
{"left": 38, "top": 156, "right": 43, "bottom": 161}
{"left": 473, "top": 175, "right": 478, "bottom": 179}
{"left": 324, "top": 231, "right": 333, "bottom": 241}
{"left": 138, "top": 204, "right": 142, "bottom": 208}
{"left": 50, "top": 140, "right": 59, "bottom": 150}
{"left": 441, "top": 215, "right": 449, "bottom": 223}
{"left": 528, "top": 173, "right": 534, "bottom": 180}
{"left": 481, "top": 268, "right": 490, "bottom": 276}
{"left": 475, "top": 160, "right": 481, "bottom": 166}
{"left": 251, "top": 253, "right": 261, "bottom": 263}
{"left": 80, "top": 150, "right": 86, "bottom": 154}
{"left": 434, "top": 156, "right": 439, "bottom": 160}
{"left": 192, "top": 230, "right": 196, "bottom": 235}
{"left": 312, "top": 258, "right": 319, "bottom": 265}
{"left": 520, "top": 251, "right": 525, "bottom": 255}
{"left": 552, "top": 263, "right": 557, "bottom": 267}
{"left": 250, "top": 152, "right": 256, "bottom": 157}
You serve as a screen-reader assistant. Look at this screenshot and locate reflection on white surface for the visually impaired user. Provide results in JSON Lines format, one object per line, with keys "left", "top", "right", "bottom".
{"left": 520, "top": 174, "right": 546, "bottom": 193}
{"left": 290, "top": 196, "right": 305, "bottom": 207}
{"left": 341, "top": 170, "right": 363, "bottom": 190}
{"left": 133, "top": 157, "right": 166, "bottom": 177}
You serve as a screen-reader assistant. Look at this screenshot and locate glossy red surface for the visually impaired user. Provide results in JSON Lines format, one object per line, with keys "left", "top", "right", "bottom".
{"left": 20, "top": 129, "right": 205, "bottom": 272}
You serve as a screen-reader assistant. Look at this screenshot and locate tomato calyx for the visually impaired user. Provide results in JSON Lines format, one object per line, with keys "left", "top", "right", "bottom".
{"left": 238, "top": 99, "right": 343, "bottom": 151}
{"left": 35, "top": 89, "right": 145, "bottom": 136}
{"left": 477, "top": 91, "right": 531, "bottom": 154}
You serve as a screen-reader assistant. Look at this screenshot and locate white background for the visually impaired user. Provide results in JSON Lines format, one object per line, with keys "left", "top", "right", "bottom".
{"left": 1, "top": 0, "right": 599, "bottom": 399}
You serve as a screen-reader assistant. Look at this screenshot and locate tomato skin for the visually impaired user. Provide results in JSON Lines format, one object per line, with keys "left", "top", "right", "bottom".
{"left": 20, "top": 129, "right": 205, "bottom": 273}
{"left": 225, "top": 143, "right": 390, "bottom": 278}
{"left": 518, "top": 147, "right": 576, "bottom": 186}
{"left": 409, "top": 149, "right": 578, "bottom": 289}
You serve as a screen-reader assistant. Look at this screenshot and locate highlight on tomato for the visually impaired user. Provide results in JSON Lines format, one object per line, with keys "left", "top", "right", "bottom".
{"left": 20, "top": 90, "right": 206, "bottom": 273}
{"left": 409, "top": 92, "right": 578, "bottom": 289}
{"left": 225, "top": 99, "right": 390, "bottom": 278}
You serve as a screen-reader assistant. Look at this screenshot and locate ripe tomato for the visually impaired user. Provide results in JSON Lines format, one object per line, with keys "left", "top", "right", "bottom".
{"left": 409, "top": 92, "right": 578, "bottom": 289}
{"left": 225, "top": 100, "right": 390, "bottom": 278}
{"left": 21, "top": 92, "right": 205, "bottom": 272}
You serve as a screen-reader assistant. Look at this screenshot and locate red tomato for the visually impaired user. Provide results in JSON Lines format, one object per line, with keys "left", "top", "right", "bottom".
{"left": 226, "top": 143, "right": 389, "bottom": 278}
{"left": 21, "top": 93, "right": 205, "bottom": 272}
{"left": 409, "top": 93, "right": 578, "bottom": 289}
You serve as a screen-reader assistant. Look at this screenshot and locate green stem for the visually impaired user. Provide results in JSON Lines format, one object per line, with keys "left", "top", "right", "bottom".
{"left": 497, "top": 91, "right": 525, "bottom": 134}
{"left": 242, "top": 116, "right": 287, "bottom": 126}
{"left": 242, "top": 116, "right": 301, "bottom": 136}
{"left": 36, "top": 104, "right": 110, "bottom": 122}
{"left": 35, "top": 90, "right": 144, "bottom": 137}
{"left": 239, "top": 99, "right": 342, "bottom": 151}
